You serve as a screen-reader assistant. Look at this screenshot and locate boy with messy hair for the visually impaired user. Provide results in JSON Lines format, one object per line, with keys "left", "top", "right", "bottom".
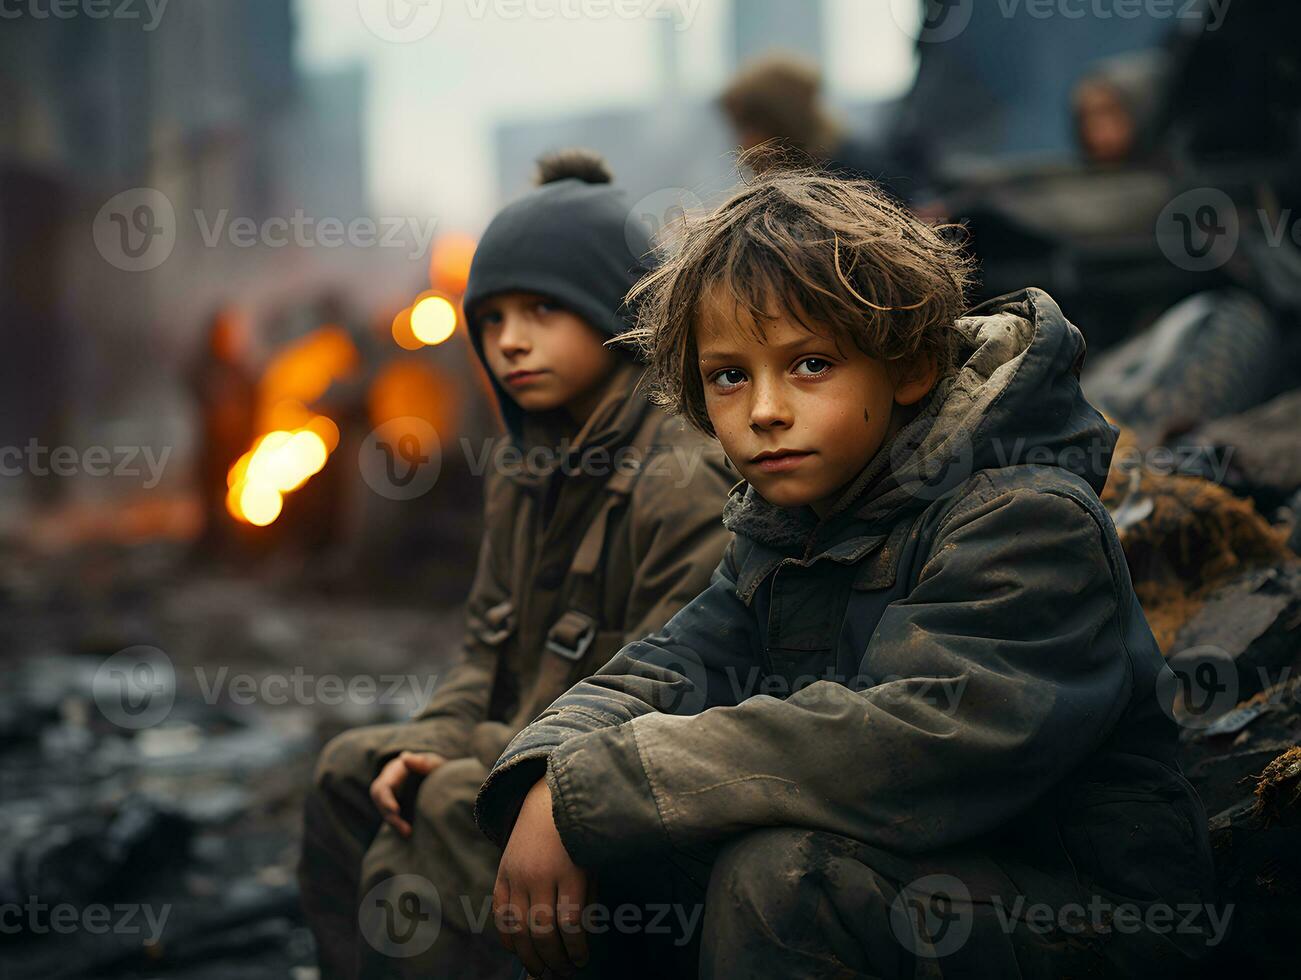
{"left": 475, "top": 169, "right": 1217, "bottom": 978}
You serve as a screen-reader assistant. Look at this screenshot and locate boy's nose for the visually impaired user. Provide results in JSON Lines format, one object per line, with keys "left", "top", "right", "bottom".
{"left": 748, "top": 381, "right": 792, "bottom": 430}
{"left": 496, "top": 315, "right": 531, "bottom": 355}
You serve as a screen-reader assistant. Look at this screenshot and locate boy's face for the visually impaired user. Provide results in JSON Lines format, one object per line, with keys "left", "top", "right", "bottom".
{"left": 476, "top": 291, "right": 617, "bottom": 423}
{"left": 696, "top": 291, "right": 936, "bottom": 517}
{"left": 1075, "top": 81, "right": 1135, "bottom": 164}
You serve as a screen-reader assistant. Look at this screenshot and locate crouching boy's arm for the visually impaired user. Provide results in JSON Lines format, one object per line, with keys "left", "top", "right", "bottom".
{"left": 484, "top": 486, "right": 1135, "bottom": 868}
{"left": 468, "top": 444, "right": 736, "bottom": 770}
{"left": 475, "top": 534, "right": 762, "bottom": 847}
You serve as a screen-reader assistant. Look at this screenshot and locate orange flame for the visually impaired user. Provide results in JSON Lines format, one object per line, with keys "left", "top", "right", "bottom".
{"left": 226, "top": 326, "right": 357, "bottom": 526}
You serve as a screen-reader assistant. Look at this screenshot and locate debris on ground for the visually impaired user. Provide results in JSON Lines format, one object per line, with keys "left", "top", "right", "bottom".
{"left": 1100, "top": 424, "right": 1294, "bottom": 652}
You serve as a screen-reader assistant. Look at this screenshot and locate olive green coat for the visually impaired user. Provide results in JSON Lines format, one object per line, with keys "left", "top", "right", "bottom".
{"left": 300, "top": 359, "right": 734, "bottom": 979}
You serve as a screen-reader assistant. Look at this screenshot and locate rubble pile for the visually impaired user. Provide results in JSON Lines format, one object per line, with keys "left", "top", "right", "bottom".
{"left": 1101, "top": 462, "right": 1291, "bottom": 652}
{"left": 0, "top": 543, "right": 462, "bottom": 980}
{"left": 1099, "top": 375, "right": 1300, "bottom": 970}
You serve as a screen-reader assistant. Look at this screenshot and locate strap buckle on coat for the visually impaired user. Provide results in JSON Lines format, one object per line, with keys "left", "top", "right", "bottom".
{"left": 544, "top": 610, "right": 598, "bottom": 662}
{"left": 477, "top": 600, "right": 516, "bottom": 646}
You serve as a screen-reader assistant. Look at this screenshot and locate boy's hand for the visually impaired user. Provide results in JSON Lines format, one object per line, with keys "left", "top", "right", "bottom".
{"left": 369, "top": 751, "right": 445, "bottom": 837}
{"left": 493, "top": 778, "right": 589, "bottom": 977}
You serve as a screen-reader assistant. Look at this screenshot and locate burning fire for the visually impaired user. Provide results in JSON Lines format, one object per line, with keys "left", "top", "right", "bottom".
{"left": 226, "top": 235, "right": 475, "bottom": 527}
{"left": 226, "top": 420, "right": 337, "bottom": 526}
{"left": 226, "top": 326, "right": 357, "bottom": 526}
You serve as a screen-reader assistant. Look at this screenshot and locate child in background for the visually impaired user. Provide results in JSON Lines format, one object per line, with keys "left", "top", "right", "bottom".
{"left": 476, "top": 168, "right": 1216, "bottom": 979}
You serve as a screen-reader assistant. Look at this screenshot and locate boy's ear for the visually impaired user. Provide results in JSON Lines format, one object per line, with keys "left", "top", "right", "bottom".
{"left": 892, "top": 353, "right": 938, "bottom": 407}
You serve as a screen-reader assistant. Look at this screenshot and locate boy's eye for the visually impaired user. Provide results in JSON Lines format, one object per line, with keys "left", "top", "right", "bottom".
{"left": 794, "top": 357, "right": 832, "bottom": 376}
{"left": 478, "top": 310, "right": 502, "bottom": 327}
{"left": 711, "top": 368, "right": 747, "bottom": 390}
{"left": 535, "top": 300, "right": 560, "bottom": 315}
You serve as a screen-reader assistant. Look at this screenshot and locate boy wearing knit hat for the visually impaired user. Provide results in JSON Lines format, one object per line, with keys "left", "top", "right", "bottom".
{"left": 298, "top": 150, "right": 734, "bottom": 979}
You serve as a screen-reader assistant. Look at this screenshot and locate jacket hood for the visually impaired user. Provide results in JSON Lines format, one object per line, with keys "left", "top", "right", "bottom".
{"left": 724, "top": 288, "right": 1118, "bottom": 550}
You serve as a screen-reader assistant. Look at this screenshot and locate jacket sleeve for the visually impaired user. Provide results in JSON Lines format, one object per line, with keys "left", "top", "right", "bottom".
{"left": 487, "top": 486, "right": 1134, "bottom": 865}
{"left": 374, "top": 471, "right": 515, "bottom": 761}
{"left": 474, "top": 532, "right": 763, "bottom": 846}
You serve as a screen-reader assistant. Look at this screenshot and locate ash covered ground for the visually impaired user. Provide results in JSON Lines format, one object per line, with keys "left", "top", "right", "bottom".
{"left": 0, "top": 539, "right": 470, "bottom": 980}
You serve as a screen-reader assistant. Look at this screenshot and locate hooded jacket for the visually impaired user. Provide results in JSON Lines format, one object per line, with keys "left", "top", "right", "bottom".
{"left": 475, "top": 288, "right": 1215, "bottom": 964}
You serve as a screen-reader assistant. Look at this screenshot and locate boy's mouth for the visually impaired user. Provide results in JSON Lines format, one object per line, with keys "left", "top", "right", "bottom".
{"left": 503, "top": 369, "right": 549, "bottom": 386}
{"left": 750, "top": 448, "right": 815, "bottom": 473}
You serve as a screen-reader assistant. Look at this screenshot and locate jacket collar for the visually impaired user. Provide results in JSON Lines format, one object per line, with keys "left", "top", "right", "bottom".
{"left": 509, "top": 360, "right": 651, "bottom": 489}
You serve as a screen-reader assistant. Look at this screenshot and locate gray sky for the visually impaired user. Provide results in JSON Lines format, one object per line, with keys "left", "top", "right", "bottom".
{"left": 294, "top": 0, "right": 918, "bottom": 232}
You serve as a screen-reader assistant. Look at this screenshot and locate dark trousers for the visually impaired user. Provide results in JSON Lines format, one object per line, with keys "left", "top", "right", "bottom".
{"left": 302, "top": 731, "right": 1205, "bottom": 979}
{"left": 578, "top": 826, "right": 1209, "bottom": 979}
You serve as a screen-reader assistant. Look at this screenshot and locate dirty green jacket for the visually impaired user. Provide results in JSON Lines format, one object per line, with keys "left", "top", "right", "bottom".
{"left": 476, "top": 290, "right": 1213, "bottom": 926}
{"left": 378, "top": 359, "right": 734, "bottom": 766}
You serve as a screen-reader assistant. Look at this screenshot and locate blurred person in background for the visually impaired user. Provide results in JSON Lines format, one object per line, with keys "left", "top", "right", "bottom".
{"left": 188, "top": 305, "right": 256, "bottom": 561}
{"left": 718, "top": 53, "right": 928, "bottom": 205}
{"left": 1072, "top": 50, "right": 1171, "bottom": 167}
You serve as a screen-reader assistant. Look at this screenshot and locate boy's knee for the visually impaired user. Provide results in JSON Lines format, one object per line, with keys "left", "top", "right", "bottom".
{"left": 414, "top": 756, "right": 488, "bottom": 830}
{"left": 707, "top": 828, "right": 832, "bottom": 933}
{"left": 312, "top": 726, "right": 394, "bottom": 796}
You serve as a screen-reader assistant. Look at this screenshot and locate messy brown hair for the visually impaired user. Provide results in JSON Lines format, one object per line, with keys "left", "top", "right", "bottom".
{"left": 621, "top": 165, "right": 974, "bottom": 437}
